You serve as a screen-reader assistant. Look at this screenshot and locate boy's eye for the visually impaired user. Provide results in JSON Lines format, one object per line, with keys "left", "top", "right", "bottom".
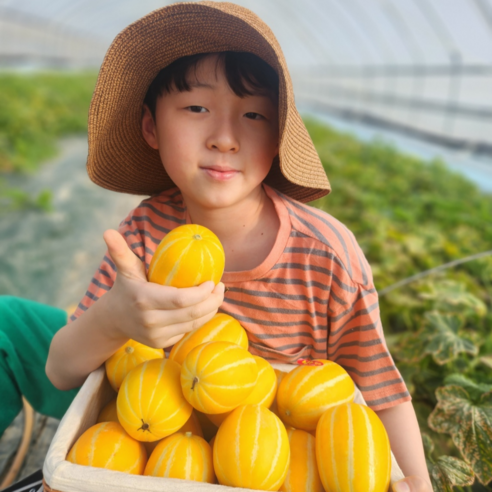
{"left": 244, "top": 112, "right": 265, "bottom": 120}
{"left": 187, "top": 106, "right": 208, "bottom": 113}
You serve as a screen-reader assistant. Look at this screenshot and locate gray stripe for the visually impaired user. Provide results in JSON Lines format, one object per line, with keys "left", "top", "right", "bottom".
{"left": 346, "top": 231, "right": 369, "bottom": 286}
{"left": 98, "top": 268, "right": 112, "bottom": 279}
{"left": 129, "top": 242, "right": 154, "bottom": 258}
{"left": 250, "top": 340, "right": 327, "bottom": 355}
{"left": 365, "top": 391, "right": 411, "bottom": 407}
{"left": 156, "top": 200, "right": 186, "bottom": 213}
{"left": 87, "top": 291, "right": 99, "bottom": 302}
{"left": 253, "top": 330, "right": 327, "bottom": 342}
{"left": 219, "top": 308, "right": 327, "bottom": 331}
{"left": 334, "top": 338, "right": 383, "bottom": 351}
{"left": 124, "top": 228, "right": 161, "bottom": 245}
{"left": 226, "top": 286, "right": 328, "bottom": 305}
{"left": 327, "top": 324, "right": 381, "bottom": 348}
{"left": 282, "top": 194, "right": 353, "bottom": 278}
{"left": 336, "top": 363, "right": 396, "bottom": 378}
{"left": 256, "top": 277, "right": 331, "bottom": 292}
{"left": 224, "top": 296, "right": 326, "bottom": 318}
{"left": 140, "top": 202, "right": 186, "bottom": 224}
{"left": 357, "top": 378, "right": 406, "bottom": 392}
{"left": 78, "top": 302, "right": 88, "bottom": 312}
{"left": 91, "top": 277, "right": 111, "bottom": 291}
{"left": 290, "top": 230, "right": 311, "bottom": 239}
{"left": 103, "top": 255, "right": 116, "bottom": 272}
{"left": 272, "top": 262, "right": 357, "bottom": 293}
{"left": 123, "top": 215, "right": 172, "bottom": 234}
{"left": 333, "top": 351, "right": 390, "bottom": 363}
{"left": 330, "top": 289, "right": 377, "bottom": 322}
{"left": 330, "top": 301, "right": 379, "bottom": 336}
{"left": 284, "top": 246, "right": 347, "bottom": 272}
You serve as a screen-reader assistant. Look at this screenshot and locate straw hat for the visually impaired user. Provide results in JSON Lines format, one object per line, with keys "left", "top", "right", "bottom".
{"left": 87, "top": 1, "right": 331, "bottom": 203}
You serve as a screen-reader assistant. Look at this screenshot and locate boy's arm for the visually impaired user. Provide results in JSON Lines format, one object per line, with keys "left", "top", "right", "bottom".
{"left": 375, "top": 401, "right": 433, "bottom": 492}
{"left": 46, "top": 229, "right": 224, "bottom": 391}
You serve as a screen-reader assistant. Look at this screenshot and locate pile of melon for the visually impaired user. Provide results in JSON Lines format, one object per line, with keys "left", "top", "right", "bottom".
{"left": 66, "top": 225, "right": 393, "bottom": 492}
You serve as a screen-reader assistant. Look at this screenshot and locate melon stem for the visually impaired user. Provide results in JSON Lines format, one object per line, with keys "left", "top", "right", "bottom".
{"left": 191, "top": 376, "right": 199, "bottom": 390}
{"left": 193, "top": 234, "right": 202, "bottom": 240}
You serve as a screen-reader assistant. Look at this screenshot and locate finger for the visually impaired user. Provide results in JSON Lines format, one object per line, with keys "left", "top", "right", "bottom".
{"left": 103, "top": 229, "right": 147, "bottom": 281}
{"left": 142, "top": 284, "right": 223, "bottom": 329}
{"left": 142, "top": 280, "right": 223, "bottom": 311}
{"left": 393, "top": 476, "right": 431, "bottom": 492}
{"left": 155, "top": 309, "right": 219, "bottom": 348}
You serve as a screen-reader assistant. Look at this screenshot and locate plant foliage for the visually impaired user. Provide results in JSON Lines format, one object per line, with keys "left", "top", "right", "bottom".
{"left": 305, "top": 118, "right": 492, "bottom": 491}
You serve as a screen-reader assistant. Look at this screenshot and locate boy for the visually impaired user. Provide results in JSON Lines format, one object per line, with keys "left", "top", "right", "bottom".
{"left": 45, "top": 3, "right": 431, "bottom": 491}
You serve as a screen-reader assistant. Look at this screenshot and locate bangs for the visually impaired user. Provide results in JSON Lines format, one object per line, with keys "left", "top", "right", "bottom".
{"left": 144, "top": 51, "right": 279, "bottom": 118}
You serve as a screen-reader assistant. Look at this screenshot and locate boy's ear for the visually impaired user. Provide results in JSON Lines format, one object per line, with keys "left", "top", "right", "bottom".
{"left": 141, "top": 104, "right": 159, "bottom": 150}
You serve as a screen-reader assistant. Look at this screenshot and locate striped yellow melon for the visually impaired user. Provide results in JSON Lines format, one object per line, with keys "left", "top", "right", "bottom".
{"left": 67, "top": 422, "right": 147, "bottom": 474}
{"left": 117, "top": 359, "right": 192, "bottom": 442}
{"left": 169, "top": 313, "right": 248, "bottom": 366}
{"left": 276, "top": 359, "right": 355, "bottom": 431}
{"left": 105, "top": 339, "right": 164, "bottom": 391}
{"left": 148, "top": 224, "right": 225, "bottom": 287}
{"left": 143, "top": 410, "right": 203, "bottom": 455}
{"left": 279, "top": 428, "right": 324, "bottom": 492}
{"left": 181, "top": 341, "right": 258, "bottom": 414}
{"left": 316, "top": 403, "right": 391, "bottom": 492}
{"left": 97, "top": 398, "right": 118, "bottom": 423}
{"left": 207, "top": 355, "right": 277, "bottom": 426}
{"left": 214, "top": 404, "right": 290, "bottom": 491}
{"left": 144, "top": 431, "right": 215, "bottom": 483}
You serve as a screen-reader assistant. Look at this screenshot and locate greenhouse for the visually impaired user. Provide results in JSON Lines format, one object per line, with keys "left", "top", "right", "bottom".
{"left": 0, "top": 1, "right": 491, "bottom": 492}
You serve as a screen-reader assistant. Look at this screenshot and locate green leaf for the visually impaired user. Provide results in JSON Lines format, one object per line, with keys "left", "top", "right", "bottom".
{"left": 428, "top": 456, "right": 475, "bottom": 492}
{"left": 419, "top": 281, "right": 486, "bottom": 316}
{"left": 443, "top": 374, "right": 492, "bottom": 402}
{"left": 423, "top": 312, "right": 478, "bottom": 365}
{"left": 428, "top": 385, "right": 492, "bottom": 485}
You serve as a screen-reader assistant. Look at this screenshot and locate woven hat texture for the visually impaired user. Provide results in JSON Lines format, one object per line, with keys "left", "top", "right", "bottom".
{"left": 87, "top": 1, "right": 331, "bottom": 203}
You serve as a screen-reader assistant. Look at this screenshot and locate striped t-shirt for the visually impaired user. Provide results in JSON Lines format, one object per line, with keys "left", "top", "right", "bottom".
{"left": 71, "top": 184, "right": 410, "bottom": 411}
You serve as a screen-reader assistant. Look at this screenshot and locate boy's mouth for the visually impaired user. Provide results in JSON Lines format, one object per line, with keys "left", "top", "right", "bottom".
{"left": 201, "top": 165, "right": 239, "bottom": 181}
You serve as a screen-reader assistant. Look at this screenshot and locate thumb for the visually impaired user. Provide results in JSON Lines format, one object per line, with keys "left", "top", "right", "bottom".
{"left": 103, "top": 229, "right": 147, "bottom": 281}
{"left": 393, "top": 476, "right": 432, "bottom": 492}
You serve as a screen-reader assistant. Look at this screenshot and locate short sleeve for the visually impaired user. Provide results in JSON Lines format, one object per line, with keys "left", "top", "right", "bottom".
{"left": 328, "top": 273, "right": 411, "bottom": 412}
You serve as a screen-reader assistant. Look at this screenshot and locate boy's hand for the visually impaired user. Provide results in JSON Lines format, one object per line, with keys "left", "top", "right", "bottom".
{"left": 393, "top": 476, "right": 433, "bottom": 492}
{"left": 101, "top": 229, "right": 225, "bottom": 348}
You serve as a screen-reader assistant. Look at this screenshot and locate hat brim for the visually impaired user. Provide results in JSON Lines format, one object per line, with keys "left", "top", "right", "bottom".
{"left": 87, "top": 1, "right": 331, "bottom": 203}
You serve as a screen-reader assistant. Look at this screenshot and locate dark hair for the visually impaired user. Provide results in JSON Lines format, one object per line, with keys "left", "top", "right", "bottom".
{"left": 144, "top": 51, "right": 279, "bottom": 118}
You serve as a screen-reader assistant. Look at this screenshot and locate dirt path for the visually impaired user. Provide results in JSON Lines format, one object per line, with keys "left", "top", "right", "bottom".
{"left": 0, "top": 136, "right": 142, "bottom": 309}
{"left": 0, "top": 136, "right": 142, "bottom": 484}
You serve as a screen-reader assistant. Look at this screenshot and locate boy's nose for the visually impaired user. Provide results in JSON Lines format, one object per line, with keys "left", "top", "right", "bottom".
{"left": 206, "top": 118, "right": 239, "bottom": 153}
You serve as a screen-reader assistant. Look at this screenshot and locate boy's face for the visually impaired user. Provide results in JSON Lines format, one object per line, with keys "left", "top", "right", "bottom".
{"left": 142, "top": 55, "right": 279, "bottom": 212}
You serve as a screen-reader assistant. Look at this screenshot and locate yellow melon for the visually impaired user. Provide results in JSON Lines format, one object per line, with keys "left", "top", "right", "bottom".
{"left": 105, "top": 339, "right": 164, "bottom": 391}
{"left": 169, "top": 313, "right": 248, "bottom": 366}
{"left": 117, "top": 358, "right": 192, "bottom": 442}
{"left": 276, "top": 359, "right": 355, "bottom": 431}
{"left": 279, "top": 428, "right": 324, "bottom": 492}
{"left": 207, "top": 355, "right": 277, "bottom": 426}
{"left": 144, "top": 431, "right": 215, "bottom": 483}
{"left": 316, "top": 403, "right": 391, "bottom": 492}
{"left": 214, "top": 404, "right": 290, "bottom": 491}
{"left": 148, "top": 224, "right": 225, "bottom": 287}
{"left": 67, "top": 422, "right": 147, "bottom": 474}
{"left": 181, "top": 341, "right": 258, "bottom": 414}
{"left": 143, "top": 410, "right": 203, "bottom": 455}
{"left": 97, "top": 398, "right": 118, "bottom": 423}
